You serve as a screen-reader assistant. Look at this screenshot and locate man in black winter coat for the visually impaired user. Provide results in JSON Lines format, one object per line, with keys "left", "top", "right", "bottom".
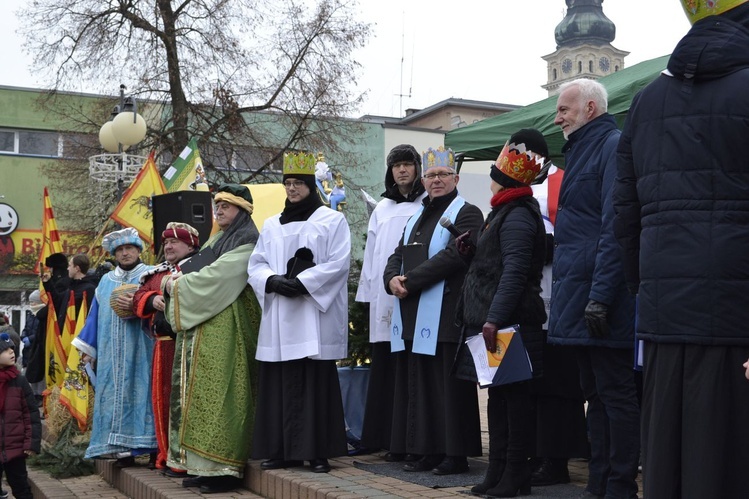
{"left": 384, "top": 147, "right": 484, "bottom": 476}
{"left": 614, "top": 2, "right": 749, "bottom": 498}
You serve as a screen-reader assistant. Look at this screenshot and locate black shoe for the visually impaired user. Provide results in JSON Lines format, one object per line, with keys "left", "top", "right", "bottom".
{"left": 403, "top": 454, "right": 444, "bottom": 472}
{"left": 531, "top": 458, "right": 570, "bottom": 486}
{"left": 578, "top": 491, "right": 604, "bottom": 498}
{"left": 471, "top": 459, "right": 506, "bottom": 495}
{"left": 384, "top": 452, "right": 405, "bottom": 462}
{"left": 162, "top": 468, "right": 193, "bottom": 478}
{"left": 147, "top": 452, "right": 158, "bottom": 470}
{"left": 433, "top": 456, "right": 469, "bottom": 475}
{"left": 260, "top": 459, "right": 304, "bottom": 470}
{"left": 182, "top": 476, "right": 208, "bottom": 488}
{"left": 309, "top": 458, "right": 331, "bottom": 473}
{"left": 404, "top": 453, "right": 422, "bottom": 462}
{"left": 199, "top": 476, "right": 241, "bottom": 494}
{"left": 114, "top": 456, "right": 135, "bottom": 468}
{"left": 486, "top": 460, "right": 531, "bottom": 497}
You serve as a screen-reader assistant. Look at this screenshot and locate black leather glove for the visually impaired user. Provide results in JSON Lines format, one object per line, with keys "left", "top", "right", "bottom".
{"left": 455, "top": 230, "right": 476, "bottom": 259}
{"left": 266, "top": 275, "right": 304, "bottom": 298}
{"left": 584, "top": 299, "right": 610, "bottom": 339}
{"left": 482, "top": 322, "right": 499, "bottom": 353}
{"left": 291, "top": 278, "right": 309, "bottom": 295}
{"left": 152, "top": 311, "right": 174, "bottom": 335}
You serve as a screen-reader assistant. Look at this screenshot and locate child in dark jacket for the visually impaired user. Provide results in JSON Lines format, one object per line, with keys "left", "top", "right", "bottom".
{"left": 0, "top": 333, "right": 41, "bottom": 499}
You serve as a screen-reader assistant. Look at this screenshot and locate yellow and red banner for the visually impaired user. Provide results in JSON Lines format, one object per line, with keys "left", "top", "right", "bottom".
{"left": 35, "top": 187, "right": 63, "bottom": 274}
{"left": 59, "top": 294, "right": 91, "bottom": 432}
{"left": 43, "top": 293, "right": 67, "bottom": 390}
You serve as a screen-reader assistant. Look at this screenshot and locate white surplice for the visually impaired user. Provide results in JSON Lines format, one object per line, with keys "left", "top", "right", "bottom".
{"left": 248, "top": 206, "right": 350, "bottom": 362}
{"left": 355, "top": 193, "right": 426, "bottom": 343}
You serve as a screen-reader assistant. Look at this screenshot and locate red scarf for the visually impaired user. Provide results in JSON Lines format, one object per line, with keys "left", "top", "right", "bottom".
{"left": 0, "top": 366, "right": 18, "bottom": 413}
{"left": 490, "top": 186, "right": 533, "bottom": 208}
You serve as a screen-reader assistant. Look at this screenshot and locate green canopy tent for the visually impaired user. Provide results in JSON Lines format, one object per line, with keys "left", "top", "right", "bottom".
{"left": 445, "top": 55, "right": 671, "bottom": 167}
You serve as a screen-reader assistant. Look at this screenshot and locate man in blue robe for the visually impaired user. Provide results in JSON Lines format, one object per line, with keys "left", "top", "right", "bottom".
{"left": 72, "top": 228, "right": 156, "bottom": 466}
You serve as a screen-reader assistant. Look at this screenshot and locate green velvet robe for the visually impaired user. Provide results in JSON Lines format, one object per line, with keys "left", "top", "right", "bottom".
{"left": 165, "top": 237, "right": 260, "bottom": 477}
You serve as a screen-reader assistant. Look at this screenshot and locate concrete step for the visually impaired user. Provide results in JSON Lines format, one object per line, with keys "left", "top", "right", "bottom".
{"left": 28, "top": 452, "right": 475, "bottom": 498}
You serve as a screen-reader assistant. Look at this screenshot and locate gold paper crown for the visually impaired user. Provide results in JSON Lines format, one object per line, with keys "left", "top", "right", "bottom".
{"left": 283, "top": 152, "right": 316, "bottom": 176}
{"left": 681, "top": 0, "right": 747, "bottom": 23}
{"left": 422, "top": 146, "right": 455, "bottom": 170}
{"left": 496, "top": 141, "right": 545, "bottom": 185}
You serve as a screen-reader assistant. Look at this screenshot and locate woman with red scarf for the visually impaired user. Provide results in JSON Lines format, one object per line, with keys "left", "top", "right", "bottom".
{"left": 455, "top": 129, "right": 549, "bottom": 498}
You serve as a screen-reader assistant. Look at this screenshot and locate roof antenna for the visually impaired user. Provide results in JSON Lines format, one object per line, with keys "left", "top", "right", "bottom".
{"left": 396, "top": 11, "right": 413, "bottom": 117}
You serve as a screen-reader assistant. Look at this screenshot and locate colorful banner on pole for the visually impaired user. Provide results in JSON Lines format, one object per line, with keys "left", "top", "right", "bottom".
{"left": 110, "top": 152, "right": 167, "bottom": 245}
{"left": 35, "top": 187, "right": 63, "bottom": 274}
{"left": 59, "top": 293, "right": 92, "bottom": 431}
{"left": 162, "top": 138, "right": 207, "bottom": 192}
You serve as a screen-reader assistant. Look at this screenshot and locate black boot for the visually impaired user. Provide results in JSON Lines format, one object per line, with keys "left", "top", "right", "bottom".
{"left": 486, "top": 459, "right": 531, "bottom": 497}
{"left": 470, "top": 459, "right": 506, "bottom": 495}
{"left": 531, "top": 457, "right": 570, "bottom": 486}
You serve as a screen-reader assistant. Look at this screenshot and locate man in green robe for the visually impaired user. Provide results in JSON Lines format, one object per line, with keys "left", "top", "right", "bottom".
{"left": 164, "top": 184, "right": 260, "bottom": 494}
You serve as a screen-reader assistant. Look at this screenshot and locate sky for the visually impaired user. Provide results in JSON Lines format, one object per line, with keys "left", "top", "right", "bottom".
{"left": 0, "top": 0, "right": 692, "bottom": 118}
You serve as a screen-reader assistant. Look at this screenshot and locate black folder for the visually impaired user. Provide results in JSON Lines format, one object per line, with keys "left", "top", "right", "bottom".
{"left": 179, "top": 247, "right": 217, "bottom": 274}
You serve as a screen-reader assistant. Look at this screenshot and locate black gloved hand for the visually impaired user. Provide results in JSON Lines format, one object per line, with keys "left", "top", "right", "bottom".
{"left": 482, "top": 322, "right": 499, "bottom": 353}
{"left": 455, "top": 230, "right": 476, "bottom": 259}
{"left": 266, "top": 275, "right": 303, "bottom": 298}
{"left": 152, "top": 311, "right": 174, "bottom": 335}
{"left": 584, "top": 299, "right": 610, "bottom": 339}
{"left": 292, "top": 278, "right": 309, "bottom": 296}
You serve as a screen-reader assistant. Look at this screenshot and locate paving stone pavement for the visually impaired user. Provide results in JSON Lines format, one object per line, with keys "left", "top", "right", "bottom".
{"left": 24, "top": 390, "right": 642, "bottom": 498}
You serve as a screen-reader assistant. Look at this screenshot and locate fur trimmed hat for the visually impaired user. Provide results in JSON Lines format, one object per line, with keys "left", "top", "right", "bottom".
{"left": 45, "top": 252, "right": 68, "bottom": 271}
{"left": 161, "top": 222, "right": 200, "bottom": 248}
{"left": 386, "top": 144, "right": 421, "bottom": 168}
{"left": 102, "top": 227, "right": 143, "bottom": 254}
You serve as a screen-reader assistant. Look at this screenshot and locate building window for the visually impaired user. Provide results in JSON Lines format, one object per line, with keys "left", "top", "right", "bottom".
{"left": 553, "top": 68, "right": 557, "bottom": 80}
{"left": 589, "top": 60, "right": 593, "bottom": 72}
{"left": 0, "top": 129, "right": 60, "bottom": 157}
{"left": 578, "top": 61, "right": 582, "bottom": 73}
{"left": 0, "top": 131, "right": 14, "bottom": 152}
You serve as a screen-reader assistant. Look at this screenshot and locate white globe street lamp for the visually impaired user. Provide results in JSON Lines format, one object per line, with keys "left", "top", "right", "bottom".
{"left": 89, "top": 84, "right": 149, "bottom": 200}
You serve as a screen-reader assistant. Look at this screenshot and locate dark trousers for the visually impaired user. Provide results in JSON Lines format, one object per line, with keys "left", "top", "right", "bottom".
{"left": 487, "top": 382, "right": 531, "bottom": 462}
{"left": 389, "top": 341, "right": 482, "bottom": 457}
{"left": 1, "top": 456, "right": 32, "bottom": 499}
{"left": 577, "top": 347, "right": 639, "bottom": 499}
{"left": 642, "top": 342, "right": 749, "bottom": 499}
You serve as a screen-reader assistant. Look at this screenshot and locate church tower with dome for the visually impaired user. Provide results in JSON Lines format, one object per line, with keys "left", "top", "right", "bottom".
{"left": 542, "top": 0, "right": 629, "bottom": 95}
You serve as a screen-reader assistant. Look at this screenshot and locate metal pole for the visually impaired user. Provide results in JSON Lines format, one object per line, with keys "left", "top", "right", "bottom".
{"left": 116, "top": 84, "right": 126, "bottom": 200}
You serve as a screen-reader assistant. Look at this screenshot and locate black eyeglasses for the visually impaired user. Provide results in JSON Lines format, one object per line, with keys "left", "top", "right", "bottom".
{"left": 422, "top": 172, "right": 455, "bottom": 180}
{"left": 283, "top": 180, "right": 306, "bottom": 188}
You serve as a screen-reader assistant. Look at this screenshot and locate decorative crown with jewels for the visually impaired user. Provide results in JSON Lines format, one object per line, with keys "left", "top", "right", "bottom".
{"left": 681, "top": 0, "right": 747, "bottom": 23}
{"left": 422, "top": 146, "right": 455, "bottom": 170}
{"left": 496, "top": 140, "right": 546, "bottom": 185}
{"left": 283, "top": 151, "right": 317, "bottom": 176}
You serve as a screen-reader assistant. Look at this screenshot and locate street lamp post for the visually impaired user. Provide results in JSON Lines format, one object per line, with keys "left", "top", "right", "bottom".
{"left": 89, "top": 84, "right": 149, "bottom": 201}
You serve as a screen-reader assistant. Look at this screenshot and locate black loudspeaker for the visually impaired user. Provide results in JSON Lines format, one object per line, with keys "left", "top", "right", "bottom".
{"left": 152, "top": 191, "right": 213, "bottom": 255}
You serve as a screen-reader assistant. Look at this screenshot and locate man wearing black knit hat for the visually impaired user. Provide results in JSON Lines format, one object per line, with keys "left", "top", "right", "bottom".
{"left": 356, "top": 144, "right": 426, "bottom": 460}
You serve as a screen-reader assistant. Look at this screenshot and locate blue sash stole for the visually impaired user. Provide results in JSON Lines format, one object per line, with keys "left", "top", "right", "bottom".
{"left": 390, "top": 195, "right": 466, "bottom": 355}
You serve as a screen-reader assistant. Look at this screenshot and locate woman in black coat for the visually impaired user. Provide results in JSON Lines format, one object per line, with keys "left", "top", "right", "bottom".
{"left": 457, "top": 129, "right": 548, "bottom": 498}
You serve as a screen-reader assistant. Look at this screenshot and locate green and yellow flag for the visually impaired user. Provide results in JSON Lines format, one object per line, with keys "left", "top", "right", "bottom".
{"left": 162, "top": 138, "right": 206, "bottom": 192}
